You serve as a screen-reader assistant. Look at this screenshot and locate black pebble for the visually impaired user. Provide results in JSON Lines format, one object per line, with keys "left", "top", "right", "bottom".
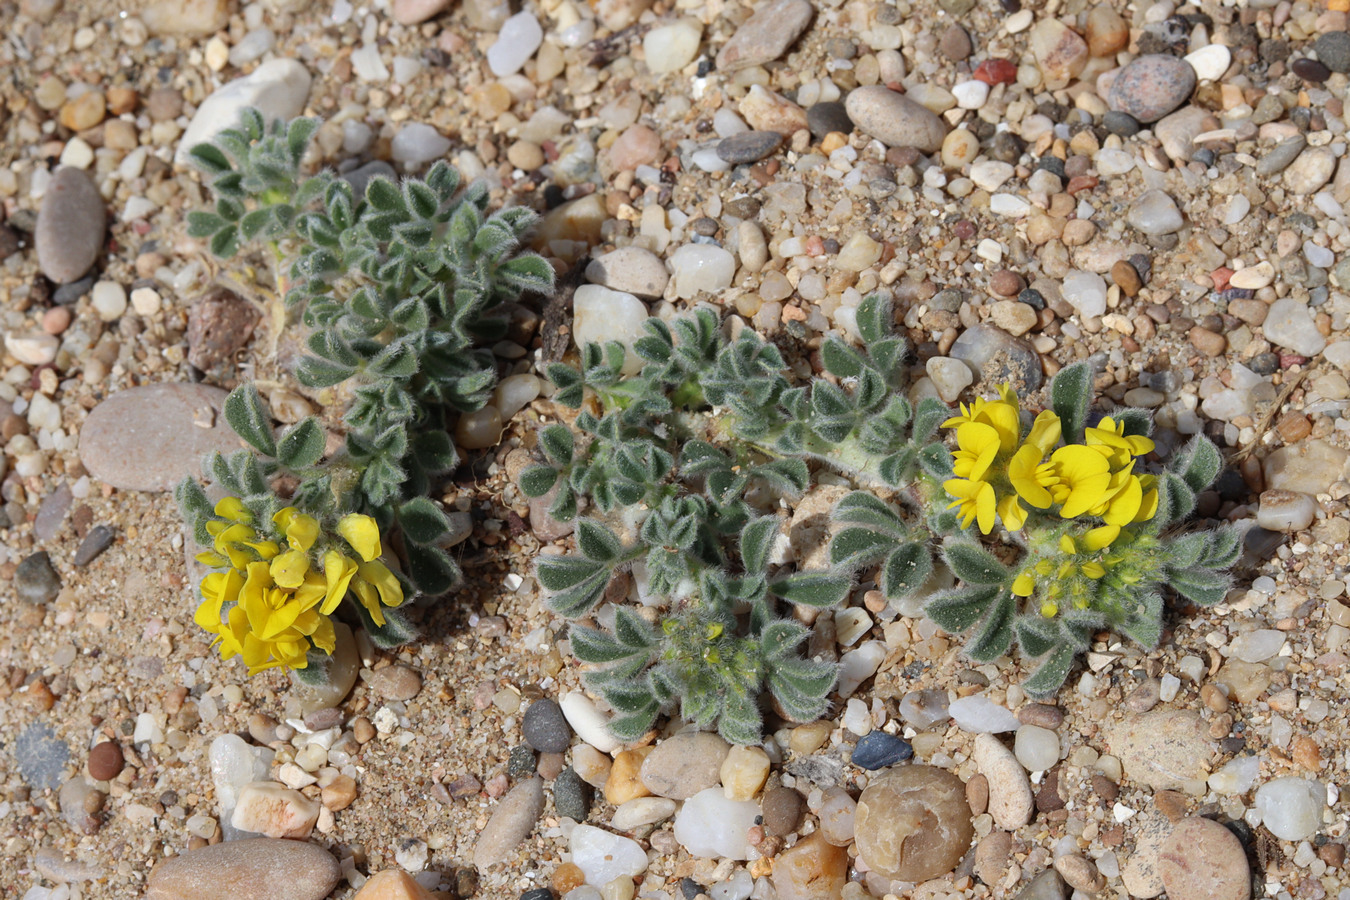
{"left": 851, "top": 731, "right": 914, "bottom": 770}
{"left": 1103, "top": 111, "right": 1141, "bottom": 137}
{"left": 806, "top": 102, "right": 853, "bottom": 140}
{"left": 521, "top": 699, "right": 572, "bottom": 753}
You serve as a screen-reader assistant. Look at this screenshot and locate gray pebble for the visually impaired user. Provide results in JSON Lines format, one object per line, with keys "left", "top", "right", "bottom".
{"left": 16, "top": 551, "right": 61, "bottom": 604}
{"left": 1256, "top": 134, "right": 1308, "bottom": 177}
{"left": 508, "top": 745, "right": 537, "bottom": 778}
{"left": 949, "top": 323, "right": 1043, "bottom": 394}
{"left": 473, "top": 777, "right": 546, "bottom": 868}
{"left": 1107, "top": 54, "right": 1197, "bottom": 123}
{"left": 552, "top": 766, "right": 590, "bottom": 822}
{"left": 1102, "top": 110, "right": 1141, "bottom": 136}
{"left": 521, "top": 699, "right": 572, "bottom": 754}
{"left": 807, "top": 102, "right": 853, "bottom": 140}
{"left": 716, "top": 130, "right": 783, "bottom": 165}
{"left": 53, "top": 275, "right": 95, "bottom": 305}
{"left": 33, "top": 483, "right": 73, "bottom": 542}
{"left": 36, "top": 167, "right": 106, "bottom": 284}
{"left": 1015, "top": 868, "right": 1069, "bottom": 900}
{"left": 639, "top": 732, "right": 730, "bottom": 799}
{"left": 1316, "top": 31, "right": 1350, "bottom": 73}
{"left": 715, "top": 0, "right": 814, "bottom": 71}
{"left": 16, "top": 722, "right": 70, "bottom": 791}
{"left": 145, "top": 838, "right": 340, "bottom": 900}
{"left": 72, "top": 525, "right": 117, "bottom": 567}
{"left": 845, "top": 86, "right": 949, "bottom": 153}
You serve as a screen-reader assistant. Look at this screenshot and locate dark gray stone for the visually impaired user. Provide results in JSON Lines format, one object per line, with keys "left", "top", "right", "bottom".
{"left": 851, "top": 731, "right": 913, "bottom": 770}
{"left": 53, "top": 275, "right": 94, "bottom": 305}
{"left": 552, "top": 766, "right": 590, "bottom": 822}
{"left": 15, "top": 722, "right": 70, "bottom": 791}
{"left": 716, "top": 130, "right": 783, "bottom": 165}
{"left": 1015, "top": 868, "right": 1068, "bottom": 900}
{"left": 72, "top": 525, "right": 117, "bottom": 567}
{"left": 521, "top": 699, "right": 571, "bottom": 753}
{"left": 807, "top": 102, "right": 853, "bottom": 140}
{"left": 15, "top": 551, "right": 61, "bottom": 604}
{"left": 507, "top": 745, "right": 537, "bottom": 778}
{"left": 1316, "top": 31, "right": 1350, "bottom": 73}
{"left": 35, "top": 167, "right": 106, "bottom": 284}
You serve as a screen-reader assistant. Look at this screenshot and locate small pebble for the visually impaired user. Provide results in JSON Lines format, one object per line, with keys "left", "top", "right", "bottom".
{"left": 716, "top": 131, "right": 782, "bottom": 165}
{"left": 522, "top": 698, "right": 572, "bottom": 753}
{"left": 1108, "top": 54, "right": 1197, "bottom": 123}
{"left": 87, "top": 741, "right": 124, "bottom": 781}
{"left": 851, "top": 731, "right": 913, "bottom": 770}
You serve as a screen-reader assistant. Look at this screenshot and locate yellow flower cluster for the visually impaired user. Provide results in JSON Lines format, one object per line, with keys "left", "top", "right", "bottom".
{"left": 194, "top": 498, "right": 404, "bottom": 674}
{"left": 1011, "top": 527, "right": 1120, "bottom": 618}
{"left": 942, "top": 386, "right": 1159, "bottom": 537}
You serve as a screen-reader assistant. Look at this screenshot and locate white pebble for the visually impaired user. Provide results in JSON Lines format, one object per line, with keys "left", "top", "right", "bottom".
{"left": 391, "top": 122, "right": 451, "bottom": 165}
{"left": 672, "top": 788, "right": 760, "bottom": 860}
{"left": 1014, "top": 724, "right": 1061, "bottom": 772}
{"left": 1184, "top": 44, "right": 1231, "bottom": 82}
{"left": 560, "top": 691, "right": 621, "bottom": 754}
{"left": 487, "top": 12, "right": 543, "bottom": 77}
{"left": 1254, "top": 777, "right": 1324, "bottom": 841}
{"left": 572, "top": 284, "right": 650, "bottom": 375}
{"left": 1221, "top": 194, "right": 1250, "bottom": 225}
{"left": 949, "top": 694, "right": 1021, "bottom": 733}
{"left": 1158, "top": 673, "right": 1181, "bottom": 701}
{"left": 669, "top": 244, "right": 735, "bottom": 299}
{"left": 350, "top": 44, "right": 389, "bottom": 82}
{"left": 643, "top": 20, "right": 701, "bottom": 75}
{"left": 1228, "top": 629, "right": 1286, "bottom": 663}
{"left": 1061, "top": 270, "right": 1107, "bottom": 318}
{"left": 836, "top": 641, "right": 885, "bottom": 698}
{"left": 130, "top": 287, "right": 162, "bottom": 316}
{"left": 989, "top": 193, "right": 1030, "bottom": 217}
{"left": 570, "top": 824, "right": 647, "bottom": 885}
{"left": 492, "top": 373, "right": 540, "bottom": 421}
{"left": 951, "top": 80, "right": 990, "bottom": 110}
{"left": 91, "top": 281, "right": 128, "bottom": 321}
{"left": 1303, "top": 240, "right": 1334, "bottom": 268}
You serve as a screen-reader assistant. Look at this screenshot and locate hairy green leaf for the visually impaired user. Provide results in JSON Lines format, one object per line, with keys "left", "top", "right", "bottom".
{"left": 1049, "top": 361, "right": 1093, "bottom": 443}
{"left": 1173, "top": 435, "right": 1223, "bottom": 494}
{"left": 881, "top": 543, "right": 933, "bottom": 600}
{"left": 398, "top": 497, "right": 451, "bottom": 545}
{"left": 223, "top": 385, "right": 277, "bottom": 457}
{"left": 926, "top": 584, "right": 1001, "bottom": 634}
{"left": 769, "top": 572, "right": 850, "bottom": 608}
{"left": 943, "top": 541, "right": 1010, "bottom": 585}
{"left": 1022, "top": 643, "right": 1079, "bottom": 697}
{"left": 276, "top": 417, "right": 325, "bottom": 469}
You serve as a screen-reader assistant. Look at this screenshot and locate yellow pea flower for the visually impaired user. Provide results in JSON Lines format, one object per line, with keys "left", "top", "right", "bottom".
{"left": 1024, "top": 410, "right": 1062, "bottom": 455}
{"left": 1133, "top": 475, "right": 1160, "bottom": 523}
{"left": 1040, "top": 600, "right": 1059, "bottom": 618}
{"left": 269, "top": 548, "right": 312, "bottom": 589}
{"left": 351, "top": 560, "right": 405, "bottom": 626}
{"left": 1008, "top": 443, "right": 1057, "bottom": 509}
{"left": 998, "top": 493, "right": 1029, "bottom": 531}
{"left": 195, "top": 568, "right": 245, "bottom": 633}
{"left": 945, "top": 477, "right": 997, "bottom": 533}
{"left": 1059, "top": 533, "right": 1078, "bottom": 555}
{"left": 273, "top": 507, "right": 320, "bottom": 552}
{"left": 1083, "top": 524, "right": 1120, "bottom": 550}
{"left": 942, "top": 385, "right": 1020, "bottom": 453}
{"left": 951, "top": 422, "right": 1002, "bottom": 482}
{"left": 337, "top": 513, "right": 382, "bottom": 562}
{"left": 1049, "top": 445, "right": 1113, "bottom": 518}
{"left": 321, "top": 551, "right": 359, "bottom": 615}
{"left": 1012, "top": 571, "right": 1036, "bottom": 596}
{"left": 214, "top": 496, "right": 253, "bottom": 523}
{"left": 1081, "top": 561, "right": 1106, "bottom": 579}
{"left": 1085, "top": 417, "right": 1155, "bottom": 468}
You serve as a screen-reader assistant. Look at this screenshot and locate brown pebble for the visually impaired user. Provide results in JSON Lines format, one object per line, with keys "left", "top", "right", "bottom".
{"left": 146, "top": 87, "right": 183, "bottom": 122}
{"left": 88, "top": 741, "right": 125, "bottom": 781}
{"left": 106, "top": 86, "right": 138, "bottom": 115}
{"left": 965, "top": 772, "right": 989, "bottom": 816}
{"left": 1036, "top": 765, "right": 1066, "bottom": 812}
{"left": 1154, "top": 789, "right": 1189, "bottom": 822}
{"left": 1188, "top": 325, "right": 1226, "bottom": 357}
{"left": 1091, "top": 774, "right": 1120, "bottom": 804}
{"left": 990, "top": 270, "right": 1024, "bottom": 297}
{"left": 1319, "top": 842, "right": 1346, "bottom": 868}
{"left": 1017, "top": 703, "right": 1064, "bottom": 729}
{"left": 537, "top": 751, "right": 565, "bottom": 780}
{"left": 1111, "top": 259, "right": 1143, "bottom": 296}
{"left": 59, "top": 91, "right": 106, "bottom": 131}
{"left": 353, "top": 716, "right": 376, "bottom": 743}
{"left": 42, "top": 306, "right": 72, "bottom": 335}
{"left": 762, "top": 785, "right": 805, "bottom": 837}
{"left": 553, "top": 861, "right": 585, "bottom": 894}
{"left": 321, "top": 774, "right": 357, "bottom": 811}
{"left": 1276, "top": 412, "right": 1312, "bottom": 443}
{"left": 1291, "top": 734, "right": 1322, "bottom": 771}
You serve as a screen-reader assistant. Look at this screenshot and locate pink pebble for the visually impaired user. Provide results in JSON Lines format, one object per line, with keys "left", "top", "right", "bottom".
{"left": 42, "top": 306, "right": 71, "bottom": 335}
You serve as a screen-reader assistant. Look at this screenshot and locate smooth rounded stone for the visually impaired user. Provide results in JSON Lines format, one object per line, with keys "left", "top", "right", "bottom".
{"left": 1029, "top": 19, "right": 1090, "bottom": 83}
{"left": 391, "top": 0, "right": 450, "bottom": 25}
{"left": 1285, "top": 147, "right": 1337, "bottom": 195}
{"left": 854, "top": 766, "right": 973, "bottom": 882}
{"left": 175, "top": 59, "right": 312, "bottom": 166}
{"left": 1185, "top": 44, "right": 1231, "bottom": 82}
{"left": 572, "top": 284, "right": 650, "bottom": 376}
{"left": 87, "top": 741, "right": 124, "bottom": 782}
{"left": 926, "top": 356, "right": 974, "bottom": 402}
{"left": 1127, "top": 190, "right": 1184, "bottom": 235}
{"left": 585, "top": 246, "right": 669, "bottom": 299}
{"left": 973, "top": 831, "right": 1012, "bottom": 886}
{"left": 845, "top": 86, "right": 948, "bottom": 153}
{"left": 640, "top": 732, "right": 730, "bottom": 799}
{"left": 990, "top": 300, "right": 1038, "bottom": 336}
{"left": 15, "top": 551, "right": 61, "bottom": 604}
{"left": 488, "top": 12, "right": 543, "bottom": 76}
{"left": 560, "top": 691, "right": 621, "bottom": 754}
{"left": 720, "top": 745, "right": 770, "bottom": 801}
{"left": 1316, "top": 31, "right": 1350, "bottom": 74}
{"left": 145, "top": 839, "right": 340, "bottom": 900}
{"left": 1262, "top": 297, "right": 1327, "bottom": 357}
{"left": 951, "top": 79, "right": 990, "bottom": 110}
{"left": 289, "top": 622, "right": 359, "bottom": 714}
{"left": 1014, "top": 725, "right": 1061, "bottom": 772}
{"left": 611, "top": 796, "right": 677, "bottom": 830}
{"left": 673, "top": 788, "right": 760, "bottom": 859}
{"left": 141, "top": 0, "right": 228, "bottom": 34}
{"left": 817, "top": 787, "right": 857, "bottom": 846}
{"left": 455, "top": 406, "right": 503, "bottom": 450}
{"left": 762, "top": 786, "right": 805, "bottom": 837}
{"left": 1264, "top": 439, "right": 1348, "bottom": 496}
{"left": 554, "top": 767, "right": 592, "bottom": 822}
{"left": 1158, "top": 817, "right": 1251, "bottom": 900}
{"left": 1256, "top": 490, "right": 1317, "bottom": 533}
{"left": 949, "top": 694, "right": 1022, "bottom": 733}
{"left": 851, "top": 731, "right": 913, "bottom": 770}
{"left": 79, "top": 384, "right": 244, "bottom": 492}
{"left": 669, "top": 244, "right": 735, "bottom": 300}
{"left": 493, "top": 374, "right": 540, "bottom": 421}
{"left": 1108, "top": 54, "right": 1196, "bottom": 123}
{"left": 367, "top": 664, "right": 422, "bottom": 701}
{"left": 898, "top": 689, "right": 950, "bottom": 730}
{"left": 522, "top": 699, "right": 572, "bottom": 753}
{"left": 59, "top": 775, "right": 103, "bottom": 834}
{"left": 1109, "top": 710, "right": 1214, "bottom": 790}
{"left": 644, "top": 20, "right": 702, "bottom": 74}
{"left": 716, "top": 130, "right": 782, "bottom": 165}
{"left": 715, "top": 0, "right": 813, "bottom": 71}
{"left": 231, "top": 782, "right": 321, "bottom": 839}
{"left": 806, "top": 101, "right": 852, "bottom": 140}
{"left": 1209, "top": 756, "right": 1260, "bottom": 795}
{"left": 1085, "top": 4, "right": 1128, "bottom": 57}
{"left": 973, "top": 733, "right": 1034, "bottom": 830}
{"left": 1256, "top": 135, "right": 1307, "bottom": 177}
{"left": 772, "top": 833, "right": 847, "bottom": 900}
{"left": 390, "top": 123, "right": 452, "bottom": 165}
{"left": 34, "top": 847, "right": 102, "bottom": 884}
{"left": 948, "top": 324, "right": 1042, "bottom": 393}
{"left": 1154, "top": 106, "right": 1211, "bottom": 163}
{"left": 571, "top": 827, "right": 646, "bottom": 886}
{"left": 1060, "top": 269, "right": 1107, "bottom": 318}
{"left": 353, "top": 869, "right": 437, "bottom": 899}
{"left": 1254, "top": 777, "right": 1323, "bottom": 840}
{"left": 36, "top": 166, "right": 106, "bottom": 284}
{"left": 474, "top": 777, "right": 546, "bottom": 868}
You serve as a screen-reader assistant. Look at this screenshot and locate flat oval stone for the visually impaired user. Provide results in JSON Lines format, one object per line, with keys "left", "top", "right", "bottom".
{"left": 639, "top": 732, "right": 730, "bottom": 799}
{"left": 806, "top": 101, "right": 853, "bottom": 140}
{"left": 36, "top": 167, "right": 106, "bottom": 284}
{"left": 845, "top": 86, "right": 949, "bottom": 153}
{"left": 973, "top": 732, "right": 1034, "bottom": 829}
{"left": 854, "top": 765, "right": 974, "bottom": 882}
{"left": 521, "top": 698, "right": 572, "bottom": 753}
{"left": 850, "top": 731, "right": 913, "bottom": 770}
{"left": 79, "top": 384, "right": 244, "bottom": 492}
{"left": 1108, "top": 54, "right": 1197, "bottom": 123}
{"left": 473, "top": 777, "right": 545, "bottom": 868}
{"left": 145, "top": 838, "right": 340, "bottom": 900}
{"left": 716, "top": 130, "right": 783, "bottom": 164}
{"left": 1158, "top": 817, "right": 1251, "bottom": 900}
{"left": 715, "top": 0, "right": 813, "bottom": 72}
{"left": 1109, "top": 709, "right": 1215, "bottom": 790}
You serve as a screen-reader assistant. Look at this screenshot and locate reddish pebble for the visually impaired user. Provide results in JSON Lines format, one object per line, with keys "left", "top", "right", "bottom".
{"left": 1066, "top": 175, "right": 1099, "bottom": 194}
{"left": 42, "top": 306, "right": 72, "bottom": 335}
{"left": 1280, "top": 354, "right": 1308, "bottom": 368}
{"left": 88, "top": 741, "right": 124, "bottom": 781}
{"left": 953, "top": 219, "right": 977, "bottom": 240}
{"left": 990, "top": 270, "right": 1024, "bottom": 297}
{"left": 1211, "top": 267, "right": 1233, "bottom": 290}
{"left": 974, "top": 58, "right": 1018, "bottom": 85}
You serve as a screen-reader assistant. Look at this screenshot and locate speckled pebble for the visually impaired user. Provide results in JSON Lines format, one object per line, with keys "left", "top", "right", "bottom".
{"left": 845, "top": 86, "right": 949, "bottom": 153}
{"left": 1108, "top": 54, "right": 1197, "bottom": 123}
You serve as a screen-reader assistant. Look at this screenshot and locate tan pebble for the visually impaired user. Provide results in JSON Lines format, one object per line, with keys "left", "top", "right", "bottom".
{"left": 104, "top": 119, "right": 139, "bottom": 150}
{"left": 990, "top": 300, "right": 1038, "bottom": 336}
{"left": 940, "top": 128, "right": 980, "bottom": 167}
{"left": 1111, "top": 259, "right": 1142, "bottom": 296}
{"left": 604, "top": 748, "right": 654, "bottom": 805}
{"left": 1061, "top": 218, "right": 1097, "bottom": 246}
{"left": 321, "top": 774, "right": 357, "bottom": 811}
{"left": 553, "top": 861, "right": 586, "bottom": 894}
{"left": 788, "top": 720, "right": 832, "bottom": 755}
{"left": 771, "top": 832, "right": 847, "bottom": 900}
{"left": 352, "top": 869, "right": 436, "bottom": 900}
{"left": 60, "top": 91, "right": 106, "bottom": 131}
{"left": 106, "top": 86, "right": 139, "bottom": 115}
{"left": 819, "top": 131, "right": 848, "bottom": 154}
{"left": 965, "top": 772, "right": 989, "bottom": 816}
{"left": 353, "top": 717, "right": 376, "bottom": 743}
{"left": 1199, "top": 683, "right": 1229, "bottom": 713}
{"left": 1291, "top": 734, "right": 1322, "bottom": 771}
{"left": 1188, "top": 326, "right": 1226, "bottom": 357}
{"left": 739, "top": 85, "right": 809, "bottom": 137}
{"left": 506, "top": 140, "right": 545, "bottom": 170}
{"left": 1056, "top": 854, "right": 1106, "bottom": 892}
{"left": 721, "top": 745, "right": 771, "bottom": 801}
{"left": 42, "top": 306, "right": 72, "bottom": 335}
{"left": 1153, "top": 789, "right": 1190, "bottom": 822}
